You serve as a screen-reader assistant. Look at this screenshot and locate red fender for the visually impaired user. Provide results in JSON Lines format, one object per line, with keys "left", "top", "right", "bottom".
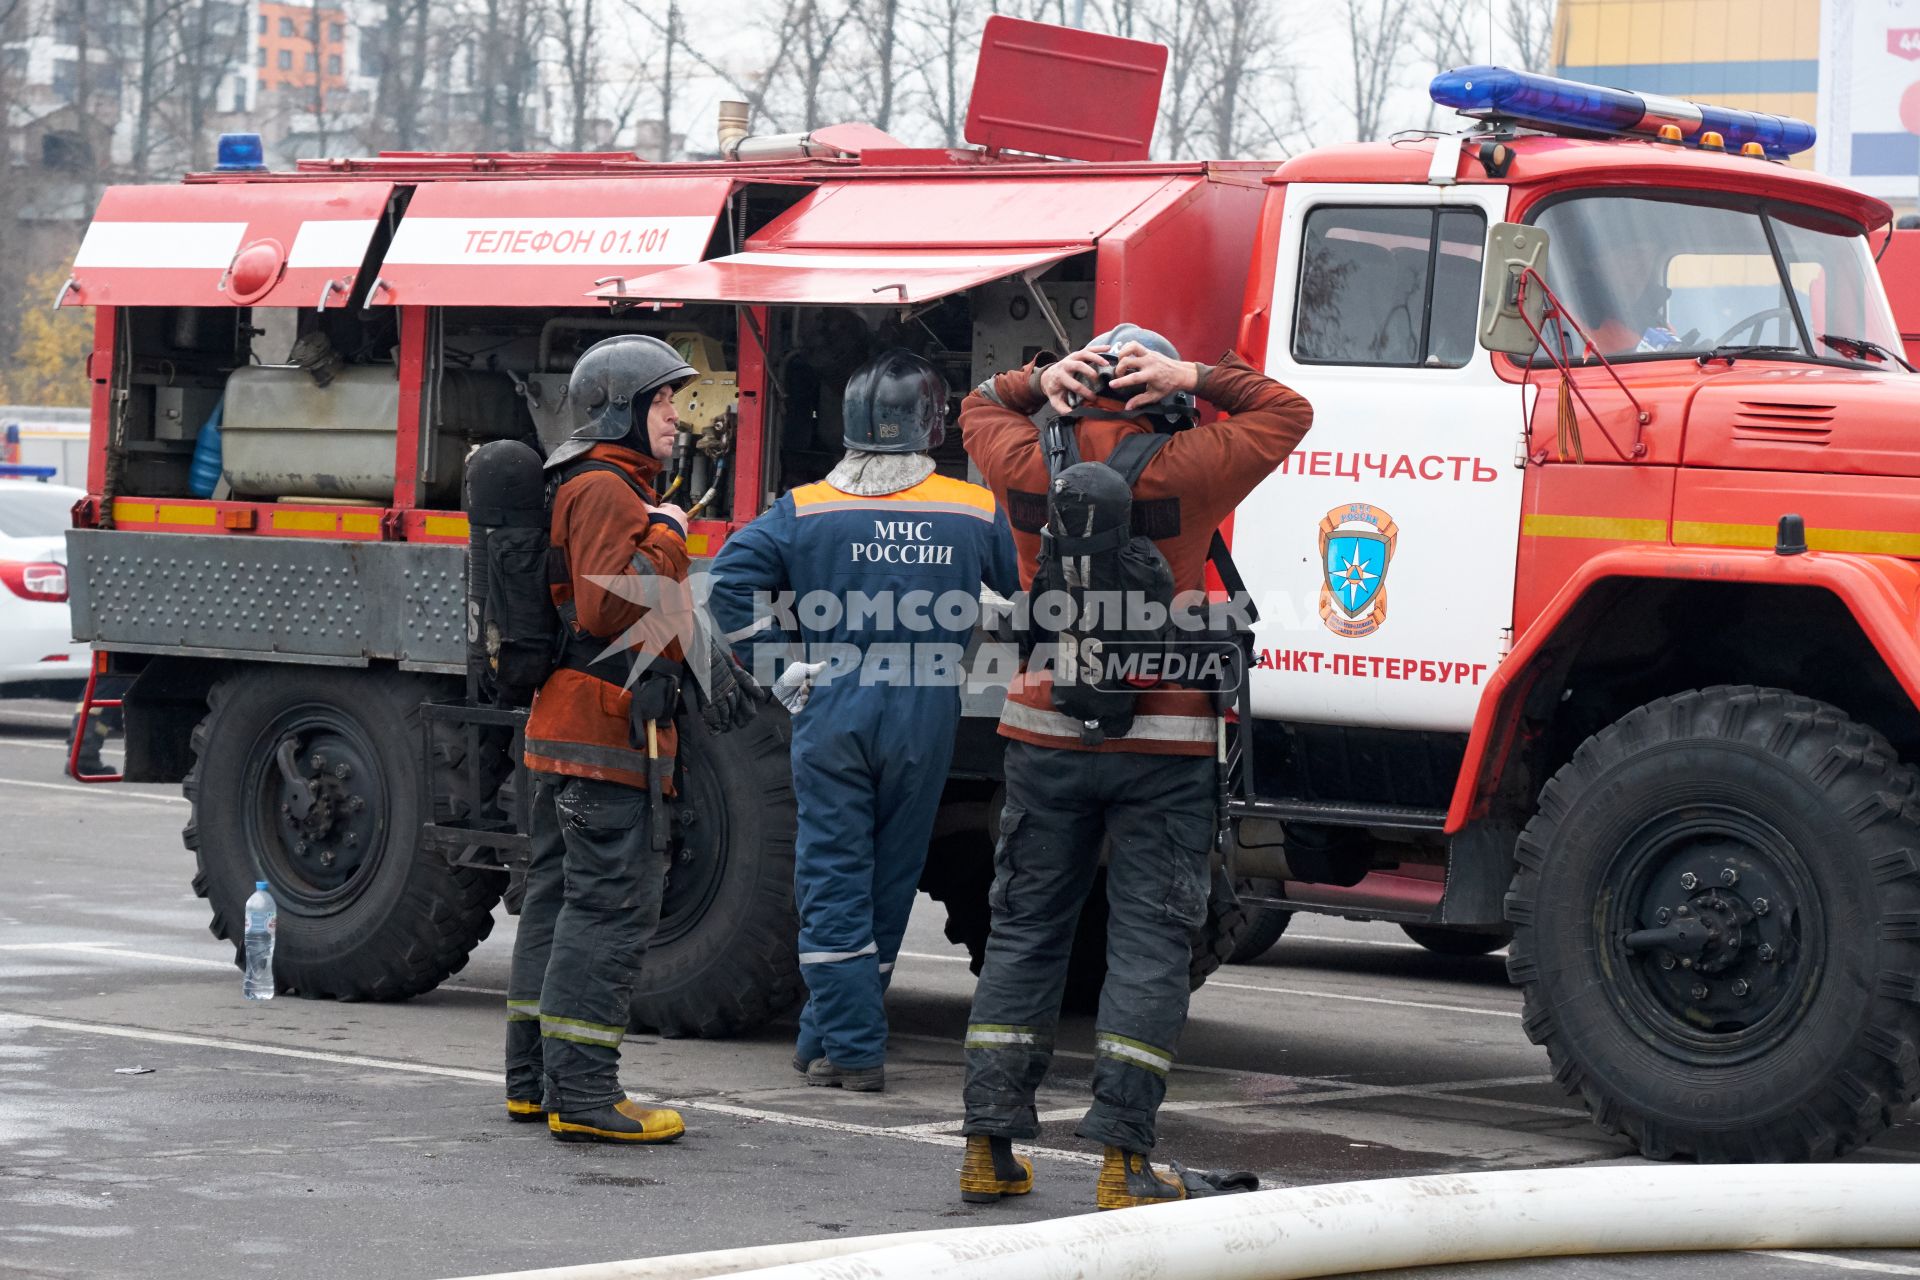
{"left": 1446, "top": 545, "right": 1920, "bottom": 831}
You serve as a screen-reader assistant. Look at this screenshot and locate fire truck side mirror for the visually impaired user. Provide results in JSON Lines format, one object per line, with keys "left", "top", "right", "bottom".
{"left": 1478, "top": 222, "right": 1551, "bottom": 357}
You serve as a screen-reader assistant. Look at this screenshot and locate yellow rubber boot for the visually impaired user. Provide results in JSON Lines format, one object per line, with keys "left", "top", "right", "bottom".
{"left": 548, "top": 1098, "right": 686, "bottom": 1144}
{"left": 505, "top": 1098, "right": 547, "bottom": 1123}
{"left": 959, "top": 1134, "right": 1034, "bottom": 1204}
{"left": 1096, "top": 1146, "right": 1187, "bottom": 1209}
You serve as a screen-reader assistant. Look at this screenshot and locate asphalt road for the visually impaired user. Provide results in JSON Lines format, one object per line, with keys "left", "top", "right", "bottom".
{"left": 2, "top": 696, "right": 1918, "bottom": 1280}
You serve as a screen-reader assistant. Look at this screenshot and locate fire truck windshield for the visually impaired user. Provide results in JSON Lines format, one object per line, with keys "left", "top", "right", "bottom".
{"left": 1531, "top": 192, "right": 1903, "bottom": 369}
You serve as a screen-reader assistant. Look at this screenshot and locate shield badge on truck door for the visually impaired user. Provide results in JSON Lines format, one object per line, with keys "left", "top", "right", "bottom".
{"left": 1318, "top": 503, "right": 1398, "bottom": 639}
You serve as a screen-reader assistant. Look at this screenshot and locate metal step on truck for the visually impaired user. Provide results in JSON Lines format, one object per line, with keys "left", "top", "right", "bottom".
{"left": 61, "top": 22, "right": 1920, "bottom": 1161}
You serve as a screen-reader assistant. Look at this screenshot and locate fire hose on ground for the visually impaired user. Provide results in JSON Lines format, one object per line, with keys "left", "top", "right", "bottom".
{"left": 449, "top": 1164, "right": 1920, "bottom": 1280}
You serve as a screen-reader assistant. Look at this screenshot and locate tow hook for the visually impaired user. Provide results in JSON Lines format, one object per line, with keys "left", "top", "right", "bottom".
{"left": 1622, "top": 919, "right": 1711, "bottom": 963}
{"left": 276, "top": 740, "right": 316, "bottom": 820}
{"left": 1624, "top": 890, "right": 1756, "bottom": 972}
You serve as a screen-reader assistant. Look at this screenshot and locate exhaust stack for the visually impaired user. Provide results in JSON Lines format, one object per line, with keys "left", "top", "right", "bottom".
{"left": 716, "top": 100, "right": 751, "bottom": 159}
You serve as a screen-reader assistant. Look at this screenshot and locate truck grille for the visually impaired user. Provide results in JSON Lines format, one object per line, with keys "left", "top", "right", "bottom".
{"left": 1731, "top": 400, "right": 1835, "bottom": 446}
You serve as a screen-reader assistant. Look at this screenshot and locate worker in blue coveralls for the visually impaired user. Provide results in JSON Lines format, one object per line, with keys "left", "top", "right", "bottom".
{"left": 707, "top": 349, "right": 1018, "bottom": 1092}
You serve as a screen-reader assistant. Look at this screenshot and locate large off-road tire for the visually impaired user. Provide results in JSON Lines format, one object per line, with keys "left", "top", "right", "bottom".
{"left": 629, "top": 708, "right": 802, "bottom": 1037}
{"left": 1508, "top": 686, "right": 1920, "bottom": 1162}
{"left": 1228, "top": 877, "right": 1293, "bottom": 963}
{"left": 184, "top": 666, "right": 500, "bottom": 1000}
{"left": 1401, "top": 924, "right": 1508, "bottom": 957}
{"left": 922, "top": 824, "right": 996, "bottom": 975}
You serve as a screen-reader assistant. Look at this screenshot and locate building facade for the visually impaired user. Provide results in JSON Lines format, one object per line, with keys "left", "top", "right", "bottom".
{"left": 1554, "top": 0, "right": 1920, "bottom": 205}
{"left": 1556, "top": 0, "right": 1821, "bottom": 166}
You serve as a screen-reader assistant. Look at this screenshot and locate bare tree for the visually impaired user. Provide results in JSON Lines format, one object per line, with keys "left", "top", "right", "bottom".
{"left": 852, "top": 0, "right": 899, "bottom": 131}
{"left": 1342, "top": 0, "right": 1413, "bottom": 143}
{"left": 1097, "top": 0, "right": 1146, "bottom": 39}
{"left": 307, "top": 0, "right": 335, "bottom": 155}
{"left": 655, "top": 1, "right": 679, "bottom": 158}
{"left": 158, "top": 0, "right": 252, "bottom": 169}
{"left": 554, "top": 0, "right": 600, "bottom": 150}
{"left": 1198, "top": 0, "right": 1302, "bottom": 159}
{"left": 1414, "top": 0, "right": 1478, "bottom": 128}
{"left": 129, "top": 0, "right": 175, "bottom": 176}
{"left": 474, "top": 0, "right": 546, "bottom": 149}
{"left": 0, "top": 0, "right": 29, "bottom": 388}
{"left": 1144, "top": 0, "right": 1213, "bottom": 158}
{"left": 653, "top": 1, "right": 802, "bottom": 133}
{"left": 369, "top": 0, "right": 433, "bottom": 149}
{"left": 904, "top": 0, "right": 984, "bottom": 147}
{"left": 788, "top": 0, "right": 860, "bottom": 131}
{"left": 1503, "top": 0, "right": 1555, "bottom": 73}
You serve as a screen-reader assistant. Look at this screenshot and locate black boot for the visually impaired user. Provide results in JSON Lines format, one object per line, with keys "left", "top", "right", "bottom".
{"left": 1096, "top": 1146, "right": 1187, "bottom": 1209}
{"left": 959, "top": 1135, "right": 1034, "bottom": 1204}
{"left": 548, "top": 1099, "right": 685, "bottom": 1144}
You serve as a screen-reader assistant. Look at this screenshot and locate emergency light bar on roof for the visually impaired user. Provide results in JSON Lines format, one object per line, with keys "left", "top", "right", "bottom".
{"left": 1430, "top": 65, "right": 1817, "bottom": 160}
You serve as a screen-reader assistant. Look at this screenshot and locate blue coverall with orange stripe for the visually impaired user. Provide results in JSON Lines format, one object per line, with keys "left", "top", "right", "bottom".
{"left": 709, "top": 471, "right": 1018, "bottom": 1070}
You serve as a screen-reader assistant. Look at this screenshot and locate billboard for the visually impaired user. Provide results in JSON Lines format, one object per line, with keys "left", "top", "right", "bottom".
{"left": 1820, "top": 0, "right": 1920, "bottom": 200}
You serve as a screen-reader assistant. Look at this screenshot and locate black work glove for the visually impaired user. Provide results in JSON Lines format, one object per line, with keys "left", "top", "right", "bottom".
{"left": 627, "top": 670, "right": 681, "bottom": 748}
{"left": 1168, "top": 1162, "right": 1258, "bottom": 1196}
{"left": 700, "top": 635, "right": 766, "bottom": 734}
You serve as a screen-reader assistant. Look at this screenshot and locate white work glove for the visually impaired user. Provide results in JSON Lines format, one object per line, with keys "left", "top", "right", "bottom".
{"left": 773, "top": 660, "right": 829, "bottom": 715}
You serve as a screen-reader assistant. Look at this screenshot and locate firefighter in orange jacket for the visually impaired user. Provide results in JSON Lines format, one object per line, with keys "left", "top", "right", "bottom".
{"left": 955, "top": 326, "right": 1312, "bottom": 1208}
{"left": 506, "top": 335, "right": 761, "bottom": 1144}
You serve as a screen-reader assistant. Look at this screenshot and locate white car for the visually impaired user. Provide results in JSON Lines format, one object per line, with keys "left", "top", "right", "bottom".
{"left": 0, "top": 480, "right": 87, "bottom": 693}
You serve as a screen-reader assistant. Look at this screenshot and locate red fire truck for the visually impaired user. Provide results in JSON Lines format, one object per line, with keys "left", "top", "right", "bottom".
{"left": 59, "top": 25, "right": 1920, "bottom": 1161}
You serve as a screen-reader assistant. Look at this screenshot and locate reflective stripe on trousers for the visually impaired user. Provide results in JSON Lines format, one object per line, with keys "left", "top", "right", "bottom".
{"left": 964, "top": 1023, "right": 1050, "bottom": 1051}
{"left": 540, "top": 1013, "right": 625, "bottom": 1048}
{"left": 1095, "top": 1032, "right": 1174, "bottom": 1077}
{"left": 799, "top": 942, "right": 878, "bottom": 966}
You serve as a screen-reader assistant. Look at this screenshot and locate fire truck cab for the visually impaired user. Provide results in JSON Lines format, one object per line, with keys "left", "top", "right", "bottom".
{"left": 60, "top": 33, "right": 1920, "bottom": 1162}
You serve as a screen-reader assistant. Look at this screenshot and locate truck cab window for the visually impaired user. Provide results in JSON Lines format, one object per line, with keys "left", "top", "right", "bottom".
{"left": 1293, "top": 205, "right": 1486, "bottom": 368}
{"left": 1530, "top": 193, "right": 1900, "bottom": 365}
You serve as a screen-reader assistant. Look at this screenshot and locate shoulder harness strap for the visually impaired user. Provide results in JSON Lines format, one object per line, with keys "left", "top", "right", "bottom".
{"left": 1101, "top": 432, "right": 1171, "bottom": 489}
{"left": 551, "top": 458, "right": 653, "bottom": 506}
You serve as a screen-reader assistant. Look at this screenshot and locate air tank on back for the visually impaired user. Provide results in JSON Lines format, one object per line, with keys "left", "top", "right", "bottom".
{"left": 463, "top": 439, "right": 549, "bottom": 704}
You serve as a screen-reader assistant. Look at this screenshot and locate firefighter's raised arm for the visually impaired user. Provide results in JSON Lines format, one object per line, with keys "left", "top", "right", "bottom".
{"left": 1149, "top": 352, "right": 1313, "bottom": 530}
{"left": 958, "top": 356, "right": 1052, "bottom": 496}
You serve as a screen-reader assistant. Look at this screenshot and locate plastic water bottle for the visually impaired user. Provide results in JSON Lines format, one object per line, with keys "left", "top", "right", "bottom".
{"left": 188, "top": 400, "right": 223, "bottom": 499}
{"left": 243, "top": 880, "right": 276, "bottom": 1000}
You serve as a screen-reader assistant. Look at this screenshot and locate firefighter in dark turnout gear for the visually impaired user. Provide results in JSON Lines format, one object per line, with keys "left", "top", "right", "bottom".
{"left": 956, "top": 327, "right": 1312, "bottom": 1207}
{"left": 506, "top": 334, "right": 757, "bottom": 1144}
{"left": 708, "top": 350, "right": 1018, "bottom": 1094}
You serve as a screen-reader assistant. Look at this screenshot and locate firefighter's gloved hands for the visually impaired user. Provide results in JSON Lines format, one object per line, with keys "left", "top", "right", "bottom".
{"left": 772, "top": 660, "right": 829, "bottom": 715}
{"left": 1039, "top": 344, "right": 1112, "bottom": 415}
{"left": 700, "top": 638, "right": 765, "bottom": 734}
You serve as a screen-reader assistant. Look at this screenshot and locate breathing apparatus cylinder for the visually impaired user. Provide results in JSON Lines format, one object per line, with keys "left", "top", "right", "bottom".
{"left": 464, "top": 439, "right": 550, "bottom": 703}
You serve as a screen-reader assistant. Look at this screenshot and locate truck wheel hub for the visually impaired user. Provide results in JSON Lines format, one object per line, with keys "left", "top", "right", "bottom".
{"left": 254, "top": 713, "right": 385, "bottom": 902}
{"left": 1607, "top": 826, "right": 1815, "bottom": 1060}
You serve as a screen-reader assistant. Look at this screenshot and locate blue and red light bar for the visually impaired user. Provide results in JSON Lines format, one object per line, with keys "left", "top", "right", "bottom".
{"left": 1430, "top": 66, "right": 1816, "bottom": 159}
